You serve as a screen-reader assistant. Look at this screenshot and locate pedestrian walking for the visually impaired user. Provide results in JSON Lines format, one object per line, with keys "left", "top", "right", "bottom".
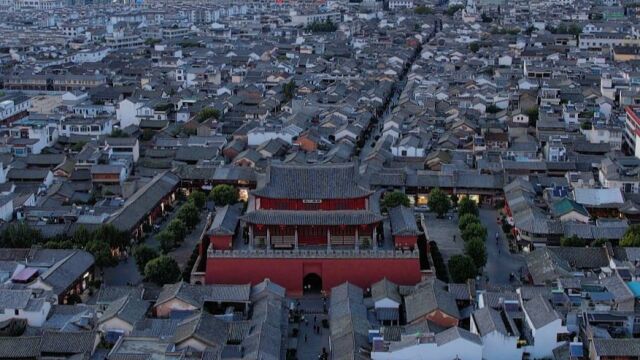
{"left": 304, "top": 335, "right": 308, "bottom": 343}
{"left": 314, "top": 315, "right": 317, "bottom": 324}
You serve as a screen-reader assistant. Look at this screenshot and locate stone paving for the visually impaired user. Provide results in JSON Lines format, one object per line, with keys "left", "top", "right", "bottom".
{"left": 422, "top": 211, "right": 464, "bottom": 262}
{"left": 294, "top": 296, "right": 330, "bottom": 360}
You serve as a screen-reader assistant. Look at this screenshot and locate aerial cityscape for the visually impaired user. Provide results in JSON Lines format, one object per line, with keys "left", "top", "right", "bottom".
{"left": 0, "top": 0, "right": 639, "bottom": 358}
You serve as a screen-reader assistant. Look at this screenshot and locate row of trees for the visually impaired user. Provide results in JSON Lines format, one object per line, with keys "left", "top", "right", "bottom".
{"left": 46, "top": 224, "right": 129, "bottom": 267}
{"left": 381, "top": 188, "right": 453, "bottom": 218}
{"left": 157, "top": 191, "right": 205, "bottom": 253}
{"left": 305, "top": 20, "right": 337, "bottom": 32}
{"left": 133, "top": 244, "right": 181, "bottom": 285}
{"left": 449, "top": 199, "right": 488, "bottom": 283}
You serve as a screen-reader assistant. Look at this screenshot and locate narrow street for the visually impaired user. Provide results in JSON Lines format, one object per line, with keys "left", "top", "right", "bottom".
{"left": 478, "top": 208, "right": 525, "bottom": 286}
{"left": 103, "top": 210, "right": 210, "bottom": 286}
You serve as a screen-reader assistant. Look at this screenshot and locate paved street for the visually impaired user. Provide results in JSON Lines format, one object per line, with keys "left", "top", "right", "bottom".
{"left": 478, "top": 208, "right": 525, "bottom": 285}
{"left": 422, "top": 212, "right": 463, "bottom": 262}
{"left": 103, "top": 255, "right": 143, "bottom": 286}
{"left": 172, "top": 212, "right": 211, "bottom": 271}
{"left": 296, "top": 297, "right": 329, "bottom": 360}
{"left": 103, "top": 208, "right": 210, "bottom": 286}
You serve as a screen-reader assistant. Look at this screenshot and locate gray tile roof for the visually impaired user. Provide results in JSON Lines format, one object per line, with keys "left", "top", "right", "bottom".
{"left": 252, "top": 163, "right": 372, "bottom": 200}
{"left": 172, "top": 312, "right": 227, "bottom": 349}
{"left": 108, "top": 171, "right": 179, "bottom": 232}
{"left": 0, "top": 289, "right": 31, "bottom": 310}
{"left": 435, "top": 326, "right": 482, "bottom": 346}
{"left": 592, "top": 338, "right": 640, "bottom": 357}
{"left": 523, "top": 295, "right": 560, "bottom": 329}
{"left": 330, "top": 283, "right": 370, "bottom": 360}
{"left": 99, "top": 294, "right": 150, "bottom": 326}
{"left": 0, "top": 337, "right": 41, "bottom": 358}
{"left": 525, "top": 247, "right": 573, "bottom": 285}
{"left": 472, "top": 307, "right": 518, "bottom": 337}
{"left": 40, "top": 330, "right": 98, "bottom": 355}
{"left": 405, "top": 281, "right": 460, "bottom": 323}
{"left": 208, "top": 203, "right": 243, "bottom": 236}
{"left": 37, "top": 250, "right": 95, "bottom": 297}
{"left": 155, "top": 282, "right": 251, "bottom": 309}
{"left": 371, "top": 278, "right": 401, "bottom": 305}
{"left": 388, "top": 206, "right": 421, "bottom": 236}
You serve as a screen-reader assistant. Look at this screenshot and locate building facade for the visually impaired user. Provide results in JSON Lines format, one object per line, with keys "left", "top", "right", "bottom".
{"left": 204, "top": 163, "right": 424, "bottom": 295}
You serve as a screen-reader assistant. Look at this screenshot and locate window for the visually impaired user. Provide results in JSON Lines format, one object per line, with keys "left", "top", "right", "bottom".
{"left": 14, "top": 309, "right": 19, "bottom": 315}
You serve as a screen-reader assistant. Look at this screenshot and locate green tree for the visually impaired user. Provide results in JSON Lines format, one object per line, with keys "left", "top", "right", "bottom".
{"left": 448, "top": 255, "right": 477, "bottom": 283}
{"left": 1, "top": 223, "right": 42, "bottom": 248}
{"left": 525, "top": 108, "right": 539, "bottom": 127}
{"left": 157, "top": 230, "right": 176, "bottom": 253}
{"left": 93, "top": 224, "right": 129, "bottom": 250}
{"left": 188, "top": 190, "right": 207, "bottom": 209}
{"left": 177, "top": 202, "right": 200, "bottom": 229}
{"left": 458, "top": 213, "right": 481, "bottom": 232}
{"left": 142, "top": 129, "right": 155, "bottom": 141}
{"left": 195, "top": 108, "right": 220, "bottom": 123}
{"left": 428, "top": 188, "right": 451, "bottom": 218}
{"left": 561, "top": 235, "right": 587, "bottom": 247}
{"left": 210, "top": 184, "right": 238, "bottom": 206}
{"left": 86, "top": 239, "right": 117, "bottom": 267}
{"left": 621, "top": 225, "right": 640, "bottom": 247}
{"left": 469, "top": 42, "right": 480, "bottom": 53}
{"left": 305, "top": 20, "right": 337, "bottom": 32}
{"left": 446, "top": 4, "right": 465, "bottom": 16}
{"left": 283, "top": 80, "right": 296, "bottom": 101}
{"left": 72, "top": 226, "right": 92, "bottom": 247}
{"left": 486, "top": 104, "right": 501, "bottom": 113}
{"left": 71, "top": 141, "right": 86, "bottom": 152}
{"left": 465, "top": 238, "right": 487, "bottom": 268}
{"left": 461, "top": 222, "right": 487, "bottom": 242}
{"left": 133, "top": 244, "right": 159, "bottom": 273}
{"left": 450, "top": 193, "right": 459, "bottom": 207}
{"left": 166, "top": 219, "right": 187, "bottom": 244}
{"left": 381, "top": 191, "right": 411, "bottom": 210}
{"left": 458, "top": 197, "right": 479, "bottom": 217}
{"left": 144, "top": 255, "right": 181, "bottom": 285}
{"left": 414, "top": 6, "right": 433, "bottom": 15}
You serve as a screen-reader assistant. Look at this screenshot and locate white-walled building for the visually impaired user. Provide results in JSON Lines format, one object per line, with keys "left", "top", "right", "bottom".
{"left": 0, "top": 289, "right": 52, "bottom": 327}
{"left": 371, "top": 327, "right": 483, "bottom": 360}
{"left": 521, "top": 295, "right": 568, "bottom": 359}
{"left": 470, "top": 307, "right": 524, "bottom": 360}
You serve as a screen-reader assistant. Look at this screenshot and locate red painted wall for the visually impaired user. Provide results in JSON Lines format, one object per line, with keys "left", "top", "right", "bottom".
{"left": 205, "top": 256, "right": 422, "bottom": 295}
{"left": 258, "top": 197, "right": 367, "bottom": 211}
{"left": 210, "top": 235, "right": 233, "bottom": 250}
{"left": 394, "top": 235, "right": 418, "bottom": 249}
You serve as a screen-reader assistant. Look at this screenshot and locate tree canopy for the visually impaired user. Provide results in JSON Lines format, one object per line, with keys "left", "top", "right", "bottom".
{"left": 458, "top": 213, "right": 481, "bottom": 232}
{"left": 465, "top": 238, "right": 487, "bottom": 269}
{"left": 381, "top": 191, "right": 411, "bottom": 210}
{"left": 457, "top": 197, "right": 479, "bottom": 217}
{"left": 195, "top": 108, "right": 220, "bottom": 123}
{"left": 461, "top": 222, "right": 487, "bottom": 242}
{"left": 448, "top": 255, "right": 477, "bottom": 283}
{"left": 210, "top": 184, "right": 238, "bottom": 206}
{"left": 414, "top": 6, "right": 433, "bottom": 15}
{"left": 561, "top": 235, "right": 588, "bottom": 247}
{"left": 188, "top": 190, "right": 207, "bottom": 209}
{"left": 133, "top": 244, "right": 159, "bottom": 273}
{"left": 428, "top": 188, "right": 451, "bottom": 218}
{"left": 144, "top": 256, "right": 181, "bottom": 285}
{"left": 0, "top": 222, "right": 42, "bottom": 248}
{"left": 621, "top": 225, "right": 640, "bottom": 247}
{"left": 176, "top": 202, "right": 200, "bottom": 229}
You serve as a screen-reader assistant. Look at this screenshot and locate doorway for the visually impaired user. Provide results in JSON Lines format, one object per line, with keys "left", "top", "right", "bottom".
{"left": 303, "top": 273, "right": 323, "bottom": 294}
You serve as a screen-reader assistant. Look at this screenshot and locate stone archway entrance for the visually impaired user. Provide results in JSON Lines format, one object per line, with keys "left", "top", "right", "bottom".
{"left": 303, "top": 273, "right": 323, "bottom": 294}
